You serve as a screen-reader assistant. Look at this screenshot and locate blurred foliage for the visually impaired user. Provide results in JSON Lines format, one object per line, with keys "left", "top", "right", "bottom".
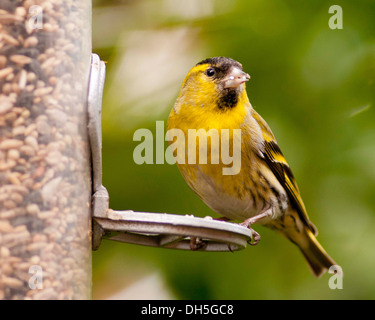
{"left": 92, "top": 0, "right": 375, "bottom": 299}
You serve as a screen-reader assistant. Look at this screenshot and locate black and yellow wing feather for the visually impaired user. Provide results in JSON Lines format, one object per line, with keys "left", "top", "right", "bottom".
{"left": 252, "top": 109, "right": 317, "bottom": 235}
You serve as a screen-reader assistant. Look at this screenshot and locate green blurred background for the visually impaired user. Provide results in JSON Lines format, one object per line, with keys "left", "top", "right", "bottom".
{"left": 92, "top": 0, "right": 375, "bottom": 299}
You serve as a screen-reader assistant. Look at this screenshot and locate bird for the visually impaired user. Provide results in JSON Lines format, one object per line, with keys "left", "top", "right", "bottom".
{"left": 167, "top": 56, "right": 337, "bottom": 277}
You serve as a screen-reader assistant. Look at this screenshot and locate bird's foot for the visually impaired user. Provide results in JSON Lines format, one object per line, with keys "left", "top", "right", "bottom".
{"left": 240, "top": 217, "right": 261, "bottom": 246}
{"left": 239, "top": 207, "right": 273, "bottom": 246}
{"left": 247, "top": 228, "right": 261, "bottom": 246}
{"left": 189, "top": 237, "right": 207, "bottom": 250}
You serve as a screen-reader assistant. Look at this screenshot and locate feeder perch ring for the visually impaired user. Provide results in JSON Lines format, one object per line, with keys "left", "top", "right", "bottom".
{"left": 93, "top": 210, "right": 253, "bottom": 251}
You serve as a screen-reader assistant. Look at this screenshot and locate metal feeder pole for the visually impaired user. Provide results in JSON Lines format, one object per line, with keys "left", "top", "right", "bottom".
{"left": 0, "top": 1, "right": 92, "bottom": 300}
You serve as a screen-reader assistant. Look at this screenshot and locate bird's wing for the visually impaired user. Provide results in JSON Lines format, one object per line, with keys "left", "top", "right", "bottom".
{"left": 251, "top": 109, "right": 317, "bottom": 235}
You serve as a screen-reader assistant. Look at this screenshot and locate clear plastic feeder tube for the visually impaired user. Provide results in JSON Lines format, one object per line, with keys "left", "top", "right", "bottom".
{"left": 0, "top": 0, "right": 92, "bottom": 300}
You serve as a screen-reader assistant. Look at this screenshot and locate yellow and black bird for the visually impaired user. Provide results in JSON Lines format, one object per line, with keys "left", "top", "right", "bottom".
{"left": 167, "top": 57, "right": 337, "bottom": 277}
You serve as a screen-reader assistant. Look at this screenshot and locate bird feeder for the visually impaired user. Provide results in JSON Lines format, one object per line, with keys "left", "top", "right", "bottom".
{"left": 0, "top": 0, "right": 252, "bottom": 300}
{"left": 0, "top": 0, "right": 92, "bottom": 300}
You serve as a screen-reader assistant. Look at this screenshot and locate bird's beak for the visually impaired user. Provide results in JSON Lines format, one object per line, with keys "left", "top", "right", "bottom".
{"left": 223, "top": 67, "right": 250, "bottom": 89}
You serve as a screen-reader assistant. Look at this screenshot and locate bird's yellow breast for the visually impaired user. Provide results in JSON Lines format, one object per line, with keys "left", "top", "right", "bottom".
{"left": 167, "top": 86, "right": 268, "bottom": 219}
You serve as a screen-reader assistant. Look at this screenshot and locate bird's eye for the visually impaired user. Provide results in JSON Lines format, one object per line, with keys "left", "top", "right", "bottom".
{"left": 205, "top": 68, "right": 215, "bottom": 77}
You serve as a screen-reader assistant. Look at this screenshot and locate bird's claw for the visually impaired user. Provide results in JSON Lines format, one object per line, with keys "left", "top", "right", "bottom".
{"left": 240, "top": 220, "right": 261, "bottom": 246}
{"left": 247, "top": 228, "right": 261, "bottom": 246}
{"left": 190, "top": 237, "right": 207, "bottom": 250}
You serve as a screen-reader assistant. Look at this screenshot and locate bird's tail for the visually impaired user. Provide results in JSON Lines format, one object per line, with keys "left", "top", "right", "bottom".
{"left": 295, "top": 227, "right": 337, "bottom": 277}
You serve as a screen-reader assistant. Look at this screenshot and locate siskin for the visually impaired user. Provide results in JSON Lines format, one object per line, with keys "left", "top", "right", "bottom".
{"left": 167, "top": 57, "right": 337, "bottom": 277}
